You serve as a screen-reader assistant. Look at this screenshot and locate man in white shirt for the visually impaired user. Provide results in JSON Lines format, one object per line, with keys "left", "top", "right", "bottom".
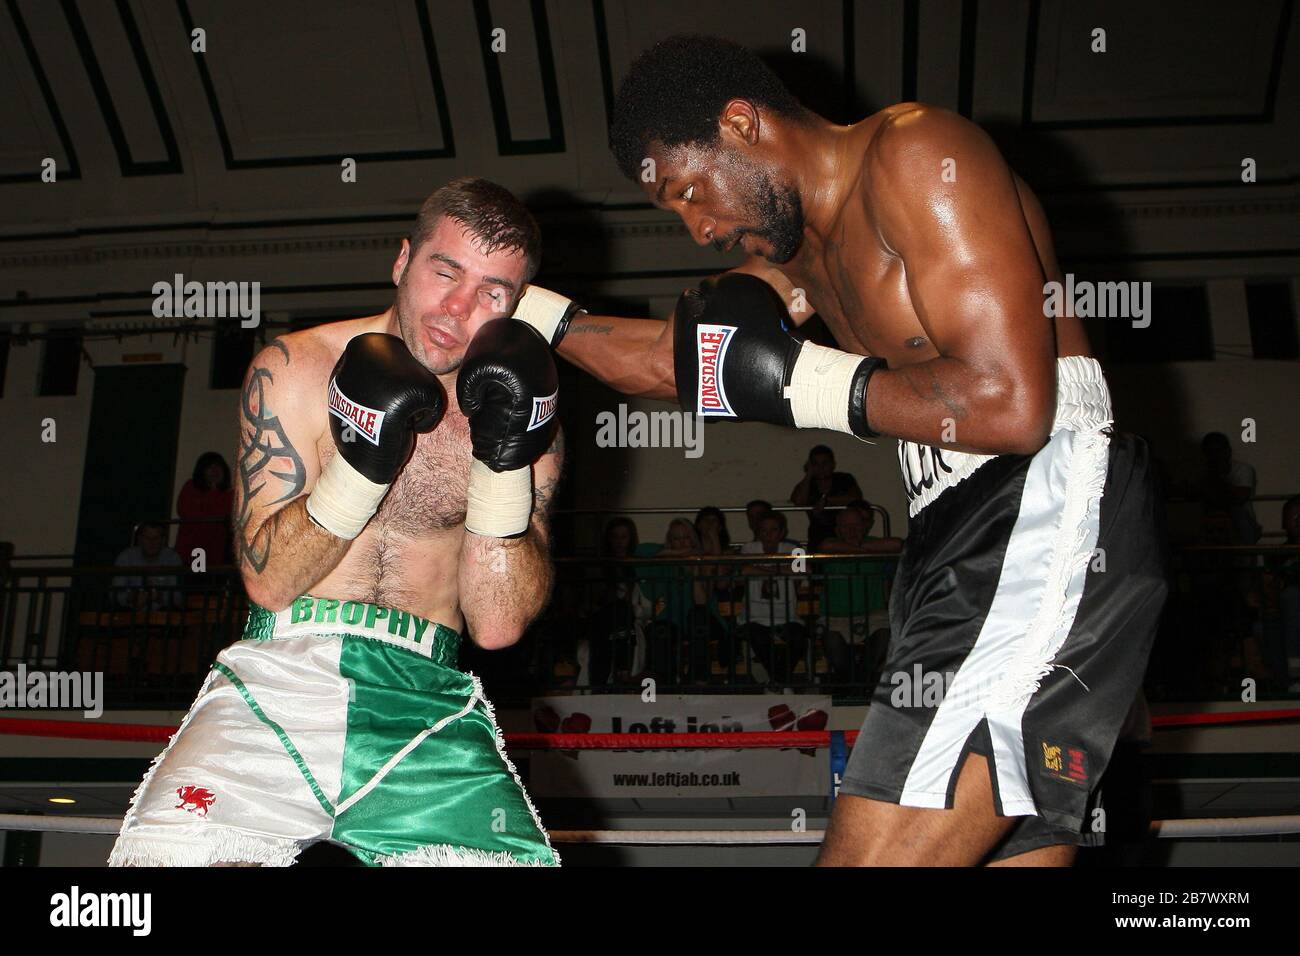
{"left": 736, "top": 512, "right": 807, "bottom": 684}
{"left": 113, "top": 522, "right": 183, "bottom": 609}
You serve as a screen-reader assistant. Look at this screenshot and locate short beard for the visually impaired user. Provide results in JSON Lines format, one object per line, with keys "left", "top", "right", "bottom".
{"left": 750, "top": 177, "right": 804, "bottom": 264}
{"left": 393, "top": 282, "right": 462, "bottom": 376}
{"left": 712, "top": 164, "right": 805, "bottom": 264}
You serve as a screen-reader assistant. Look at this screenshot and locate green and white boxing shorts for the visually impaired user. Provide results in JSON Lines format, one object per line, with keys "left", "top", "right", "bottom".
{"left": 109, "top": 595, "right": 558, "bottom": 867}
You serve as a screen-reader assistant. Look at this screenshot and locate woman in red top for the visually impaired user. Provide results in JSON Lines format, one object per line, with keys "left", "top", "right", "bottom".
{"left": 175, "top": 452, "right": 234, "bottom": 567}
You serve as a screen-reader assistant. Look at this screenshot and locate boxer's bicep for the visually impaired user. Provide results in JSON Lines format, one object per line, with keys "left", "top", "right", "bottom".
{"left": 233, "top": 339, "right": 322, "bottom": 574}
{"left": 870, "top": 109, "right": 1056, "bottom": 442}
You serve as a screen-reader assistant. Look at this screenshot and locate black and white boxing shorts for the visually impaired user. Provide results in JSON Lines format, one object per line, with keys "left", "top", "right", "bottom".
{"left": 840, "top": 356, "right": 1168, "bottom": 860}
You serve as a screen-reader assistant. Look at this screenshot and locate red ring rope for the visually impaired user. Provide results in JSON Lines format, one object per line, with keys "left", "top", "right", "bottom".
{"left": 2, "top": 708, "right": 1299, "bottom": 747}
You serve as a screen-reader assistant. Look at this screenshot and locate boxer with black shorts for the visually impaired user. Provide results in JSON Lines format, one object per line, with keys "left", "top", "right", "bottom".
{"left": 511, "top": 36, "right": 1166, "bottom": 866}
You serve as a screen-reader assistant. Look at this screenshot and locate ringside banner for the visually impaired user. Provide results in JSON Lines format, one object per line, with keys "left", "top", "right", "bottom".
{"left": 528, "top": 694, "right": 832, "bottom": 798}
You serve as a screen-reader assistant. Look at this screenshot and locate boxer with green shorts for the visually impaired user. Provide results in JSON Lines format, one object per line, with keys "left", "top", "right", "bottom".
{"left": 111, "top": 597, "right": 555, "bottom": 866}
{"left": 111, "top": 179, "right": 567, "bottom": 866}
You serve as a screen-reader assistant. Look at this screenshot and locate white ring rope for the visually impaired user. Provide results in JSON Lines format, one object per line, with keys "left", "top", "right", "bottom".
{"left": 3, "top": 814, "right": 1300, "bottom": 841}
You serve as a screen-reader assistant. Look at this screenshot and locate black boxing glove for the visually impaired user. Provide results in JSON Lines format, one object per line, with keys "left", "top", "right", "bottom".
{"left": 306, "top": 333, "right": 444, "bottom": 539}
{"left": 674, "top": 273, "right": 884, "bottom": 437}
{"left": 456, "top": 319, "right": 559, "bottom": 536}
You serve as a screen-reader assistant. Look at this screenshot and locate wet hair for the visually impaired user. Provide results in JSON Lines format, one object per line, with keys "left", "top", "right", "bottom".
{"left": 193, "top": 451, "right": 231, "bottom": 491}
{"left": 609, "top": 35, "right": 808, "bottom": 180}
{"left": 409, "top": 177, "right": 542, "bottom": 283}
{"left": 694, "top": 506, "right": 731, "bottom": 550}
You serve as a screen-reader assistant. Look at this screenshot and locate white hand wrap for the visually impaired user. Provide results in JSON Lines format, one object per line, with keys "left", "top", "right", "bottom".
{"left": 305, "top": 454, "right": 390, "bottom": 540}
{"left": 785, "top": 342, "right": 865, "bottom": 433}
{"left": 464, "top": 459, "right": 532, "bottom": 537}
{"left": 512, "top": 286, "right": 575, "bottom": 346}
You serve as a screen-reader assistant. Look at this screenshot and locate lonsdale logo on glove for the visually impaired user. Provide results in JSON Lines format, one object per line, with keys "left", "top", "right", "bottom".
{"left": 528, "top": 389, "right": 559, "bottom": 431}
{"left": 695, "top": 324, "right": 736, "bottom": 416}
{"left": 328, "top": 378, "right": 386, "bottom": 445}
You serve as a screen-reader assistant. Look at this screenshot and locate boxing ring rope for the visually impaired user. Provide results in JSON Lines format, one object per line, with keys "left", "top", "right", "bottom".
{"left": 3, "top": 813, "right": 1300, "bottom": 842}
{"left": 3, "top": 710, "right": 1300, "bottom": 845}
{"left": 3, "top": 706, "right": 1300, "bottom": 747}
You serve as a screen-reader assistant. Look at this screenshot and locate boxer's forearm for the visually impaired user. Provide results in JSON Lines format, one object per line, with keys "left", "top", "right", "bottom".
{"left": 458, "top": 529, "right": 553, "bottom": 650}
{"left": 864, "top": 356, "right": 1054, "bottom": 456}
{"left": 555, "top": 314, "right": 676, "bottom": 401}
{"left": 237, "top": 499, "right": 350, "bottom": 610}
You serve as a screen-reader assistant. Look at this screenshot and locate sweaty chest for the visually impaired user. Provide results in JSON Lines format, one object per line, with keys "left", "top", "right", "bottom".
{"left": 790, "top": 218, "right": 934, "bottom": 365}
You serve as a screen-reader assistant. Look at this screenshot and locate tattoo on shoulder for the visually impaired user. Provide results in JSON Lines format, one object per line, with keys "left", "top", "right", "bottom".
{"left": 267, "top": 338, "right": 290, "bottom": 364}
{"left": 234, "top": 360, "right": 306, "bottom": 572}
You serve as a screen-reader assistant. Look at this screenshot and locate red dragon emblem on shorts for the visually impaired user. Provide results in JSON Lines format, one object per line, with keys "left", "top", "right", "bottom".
{"left": 175, "top": 785, "right": 217, "bottom": 816}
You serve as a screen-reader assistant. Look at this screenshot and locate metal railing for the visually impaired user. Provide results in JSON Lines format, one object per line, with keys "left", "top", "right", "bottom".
{"left": 531, "top": 552, "right": 899, "bottom": 701}
{"left": 1, "top": 545, "right": 1297, "bottom": 709}
{"left": 127, "top": 516, "right": 228, "bottom": 551}
{"left": 551, "top": 502, "right": 893, "bottom": 553}
{"left": 0, "top": 565, "right": 248, "bottom": 706}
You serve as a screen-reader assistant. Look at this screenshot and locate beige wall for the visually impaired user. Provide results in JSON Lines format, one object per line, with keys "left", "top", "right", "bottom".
{"left": 0, "top": 340, "right": 94, "bottom": 557}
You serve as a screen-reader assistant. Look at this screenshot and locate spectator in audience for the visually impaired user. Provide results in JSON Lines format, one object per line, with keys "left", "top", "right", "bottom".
{"left": 113, "top": 522, "right": 183, "bottom": 609}
{"left": 694, "top": 506, "right": 738, "bottom": 665}
{"left": 819, "top": 501, "right": 903, "bottom": 687}
{"left": 582, "top": 517, "right": 651, "bottom": 686}
{"left": 638, "top": 519, "right": 727, "bottom": 683}
{"left": 745, "top": 499, "right": 774, "bottom": 541}
{"left": 790, "top": 445, "right": 863, "bottom": 550}
{"left": 1199, "top": 432, "right": 1261, "bottom": 545}
{"left": 736, "top": 512, "right": 808, "bottom": 685}
{"left": 694, "top": 506, "right": 731, "bottom": 552}
{"left": 1283, "top": 494, "right": 1300, "bottom": 545}
{"left": 175, "top": 452, "right": 235, "bottom": 568}
{"left": 820, "top": 500, "right": 904, "bottom": 556}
